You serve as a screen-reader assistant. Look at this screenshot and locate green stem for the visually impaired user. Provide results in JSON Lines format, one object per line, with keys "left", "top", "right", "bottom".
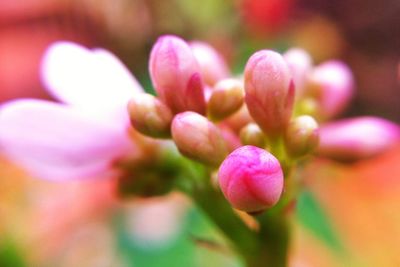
{"left": 190, "top": 184, "right": 259, "bottom": 260}
{"left": 250, "top": 212, "right": 290, "bottom": 267}
{"left": 176, "top": 159, "right": 259, "bottom": 261}
{"left": 268, "top": 136, "right": 292, "bottom": 177}
{"left": 175, "top": 158, "right": 290, "bottom": 267}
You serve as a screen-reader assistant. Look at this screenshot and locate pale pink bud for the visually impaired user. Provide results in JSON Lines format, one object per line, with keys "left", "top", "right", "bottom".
{"left": 218, "top": 145, "right": 284, "bottom": 212}
{"left": 149, "top": 35, "right": 206, "bottom": 115}
{"left": 240, "top": 123, "right": 267, "bottom": 148}
{"left": 207, "top": 78, "right": 244, "bottom": 121}
{"left": 190, "top": 41, "right": 230, "bottom": 86}
{"left": 244, "top": 50, "right": 294, "bottom": 137}
{"left": 128, "top": 93, "right": 173, "bottom": 138}
{"left": 171, "top": 111, "right": 228, "bottom": 166}
{"left": 307, "top": 60, "right": 354, "bottom": 120}
{"left": 317, "top": 116, "right": 400, "bottom": 161}
{"left": 285, "top": 115, "right": 319, "bottom": 158}
{"left": 283, "top": 48, "right": 313, "bottom": 98}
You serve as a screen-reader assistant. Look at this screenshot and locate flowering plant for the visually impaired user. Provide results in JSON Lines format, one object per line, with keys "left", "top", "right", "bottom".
{"left": 0, "top": 35, "right": 399, "bottom": 266}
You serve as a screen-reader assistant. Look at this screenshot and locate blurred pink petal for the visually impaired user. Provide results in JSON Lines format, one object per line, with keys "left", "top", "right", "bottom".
{"left": 283, "top": 48, "right": 312, "bottom": 98}
{"left": 0, "top": 99, "right": 132, "bottom": 180}
{"left": 41, "top": 41, "right": 143, "bottom": 121}
{"left": 190, "top": 41, "right": 230, "bottom": 86}
{"left": 309, "top": 60, "right": 354, "bottom": 120}
{"left": 318, "top": 116, "right": 400, "bottom": 161}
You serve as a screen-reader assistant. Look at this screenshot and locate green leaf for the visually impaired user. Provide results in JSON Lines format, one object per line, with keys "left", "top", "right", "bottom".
{"left": 296, "top": 190, "right": 345, "bottom": 254}
{"left": 0, "top": 239, "right": 26, "bottom": 267}
{"left": 113, "top": 206, "right": 239, "bottom": 267}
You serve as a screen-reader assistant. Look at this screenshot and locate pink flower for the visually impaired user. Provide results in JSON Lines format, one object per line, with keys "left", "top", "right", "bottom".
{"left": 149, "top": 35, "right": 206, "bottom": 115}
{"left": 244, "top": 50, "right": 294, "bottom": 137}
{"left": 318, "top": 116, "right": 400, "bottom": 161}
{"left": 308, "top": 60, "right": 354, "bottom": 120}
{"left": 189, "top": 41, "right": 230, "bottom": 86}
{"left": 218, "top": 145, "right": 284, "bottom": 212}
{"left": 283, "top": 48, "right": 312, "bottom": 98}
{"left": 0, "top": 41, "right": 144, "bottom": 180}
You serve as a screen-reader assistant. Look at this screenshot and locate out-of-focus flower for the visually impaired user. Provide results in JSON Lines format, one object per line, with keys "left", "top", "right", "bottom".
{"left": 307, "top": 60, "right": 354, "bottom": 120}
{"left": 0, "top": 160, "right": 119, "bottom": 266}
{"left": 218, "top": 145, "right": 284, "bottom": 212}
{"left": 149, "top": 35, "right": 206, "bottom": 115}
{"left": 190, "top": 41, "right": 230, "bottom": 86}
{"left": 171, "top": 111, "right": 228, "bottom": 166}
{"left": 244, "top": 50, "right": 294, "bottom": 137}
{"left": 283, "top": 48, "right": 313, "bottom": 98}
{"left": 0, "top": 41, "right": 143, "bottom": 180}
{"left": 127, "top": 194, "right": 188, "bottom": 247}
{"left": 0, "top": 0, "right": 100, "bottom": 103}
{"left": 317, "top": 117, "right": 400, "bottom": 161}
{"left": 241, "top": 0, "right": 293, "bottom": 35}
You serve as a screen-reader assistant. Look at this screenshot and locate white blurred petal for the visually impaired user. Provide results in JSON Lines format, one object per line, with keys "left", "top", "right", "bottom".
{"left": 0, "top": 99, "right": 133, "bottom": 180}
{"left": 40, "top": 41, "right": 143, "bottom": 120}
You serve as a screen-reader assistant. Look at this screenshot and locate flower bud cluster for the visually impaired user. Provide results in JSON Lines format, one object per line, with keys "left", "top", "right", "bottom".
{"left": 127, "top": 35, "right": 399, "bottom": 212}
{"left": 1, "top": 35, "right": 397, "bottom": 220}
{"left": 280, "top": 48, "right": 399, "bottom": 161}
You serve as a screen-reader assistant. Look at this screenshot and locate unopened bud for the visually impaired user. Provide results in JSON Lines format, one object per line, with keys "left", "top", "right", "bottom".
{"left": 307, "top": 60, "right": 353, "bottom": 120}
{"left": 218, "top": 145, "right": 284, "bottom": 213}
{"left": 317, "top": 116, "right": 400, "bottom": 161}
{"left": 244, "top": 50, "right": 294, "bottom": 137}
{"left": 207, "top": 78, "right": 244, "bottom": 121}
{"left": 149, "top": 35, "right": 206, "bottom": 115}
{"left": 190, "top": 41, "right": 230, "bottom": 86}
{"left": 283, "top": 48, "right": 312, "bottom": 98}
{"left": 240, "top": 123, "right": 266, "bottom": 148}
{"left": 128, "top": 93, "right": 173, "bottom": 138}
{"left": 171, "top": 112, "right": 228, "bottom": 166}
{"left": 285, "top": 115, "right": 319, "bottom": 158}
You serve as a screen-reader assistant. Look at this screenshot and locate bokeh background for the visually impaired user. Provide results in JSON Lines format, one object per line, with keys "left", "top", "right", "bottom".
{"left": 1, "top": 0, "right": 399, "bottom": 266}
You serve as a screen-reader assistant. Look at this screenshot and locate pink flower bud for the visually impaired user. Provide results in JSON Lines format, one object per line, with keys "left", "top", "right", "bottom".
{"left": 218, "top": 145, "right": 284, "bottom": 212}
{"left": 149, "top": 35, "right": 206, "bottom": 115}
{"left": 283, "top": 48, "right": 312, "bottom": 98}
{"left": 171, "top": 111, "right": 228, "bottom": 166}
{"left": 244, "top": 50, "right": 294, "bottom": 137}
{"left": 317, "top": 116, "right": 400, "bottom": 161}
{"left": 190, "top": 41, "right": 230, "bottom": 86}
{"left": 207, "top": 78, "right": 244, "bottom": 121}
{"left": 127, "top": 93, "right": 173, "bottom": 138}
{"left": 307, "top": 60, "right": 354, "bottom": 120}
